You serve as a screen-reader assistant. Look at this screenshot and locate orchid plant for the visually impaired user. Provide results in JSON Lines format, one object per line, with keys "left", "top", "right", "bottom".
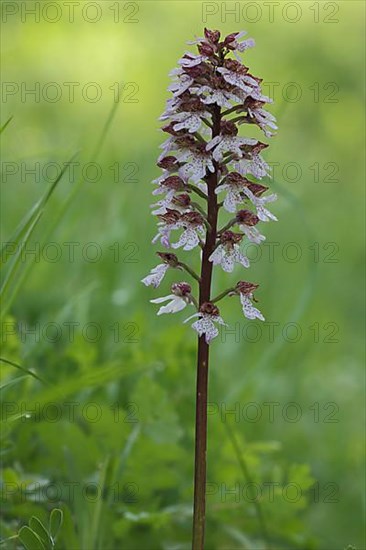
{"left": 142, "top": 28, "right": 277, "bottom": 549}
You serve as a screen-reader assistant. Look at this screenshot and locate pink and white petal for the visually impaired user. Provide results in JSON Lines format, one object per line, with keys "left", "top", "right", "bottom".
{"left": 204, "top": 320, "right": 219, "bottom": 343}
{"left": 215, "top": 315, "right": 227, "bottom": 326}
{"left": 215, "top": 183, "right": 229, "bottom": 195}
{"left": 184, "top": 312, "right": 201, "bottom": 324}
{"left": 157, "top": 297, "right": 187, "bottom": 315}
{"left": 209, "top": 245, "right": 225, "bottom": 265}
{"left": 257, "top": 206, "right": 278, "bottom": 222}
{"left": 238, "top": 250, "right": 250, "bottom": 268}
{"left": 206, "top": 135, "right": 222, "bottom": 151}
{"left": 241, "top": 225, "right": 266, "bottom": 244}
{"left": 141, "top": 264, "right": 169, "bottom": 288}
{"left": 223, "top": 189, "right": 240, "bottom": 213}
{"left": 240, "top": 294, "right": 265, "bottom": 321}
{"left": 236, "top": 38, "right": 255, "bottom": 51}
{"left": 150, "top": 294, "right": 175, "bottom": 304}
{"left": 221, "top": 251, "right": 235, "bottom": 272}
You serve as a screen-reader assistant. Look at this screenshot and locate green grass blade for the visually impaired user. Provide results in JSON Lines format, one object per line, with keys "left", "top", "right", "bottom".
{"left": 1, "top": 94, "right": 120, "bottom": 314}
{"left": 0, "top": 357, "right": 50, "bottom": 387}
{"left": 0, "top": 375, "right": 28, "bottom": 391}
{"left": 1, "top": 152, "right": 78, "bottom": 268}
{"left": 0, "top": 116, "right": 13, "bottom": 134}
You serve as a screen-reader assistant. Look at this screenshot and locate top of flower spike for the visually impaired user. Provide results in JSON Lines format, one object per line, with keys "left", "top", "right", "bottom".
{"left": 188, "top": 29, "right": 255, "bottom": 56}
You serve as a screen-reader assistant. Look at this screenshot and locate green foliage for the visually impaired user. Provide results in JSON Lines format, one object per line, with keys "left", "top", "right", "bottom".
{"left": 8, "top": 509, "right": 63, "bottom": 550}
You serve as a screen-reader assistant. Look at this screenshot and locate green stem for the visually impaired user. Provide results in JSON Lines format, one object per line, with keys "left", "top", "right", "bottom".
{"left": 179, "top": 262, "right": 201, "bottom": 283}
{"left": 187, "top": 184, "right": 208, "bottom": 201}
{"left": 211, "top": 288, "right": 235, "bottom": 304}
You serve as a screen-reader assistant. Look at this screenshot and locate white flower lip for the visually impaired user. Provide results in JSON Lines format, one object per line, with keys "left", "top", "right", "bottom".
{"left": 184, "top": 311, "right": 227, "bottom": 343}
{"left": 151, "top": 294, "right": 190, "bottom": 315}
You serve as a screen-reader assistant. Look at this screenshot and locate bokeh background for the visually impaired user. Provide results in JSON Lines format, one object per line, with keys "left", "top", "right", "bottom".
{"left": 1, "top": 1, "right": 365, "bottom": 549}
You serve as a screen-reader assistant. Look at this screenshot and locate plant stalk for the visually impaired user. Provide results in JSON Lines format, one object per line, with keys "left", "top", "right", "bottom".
{"left": 192, "top": 103, "right": 221, "bottom": 550}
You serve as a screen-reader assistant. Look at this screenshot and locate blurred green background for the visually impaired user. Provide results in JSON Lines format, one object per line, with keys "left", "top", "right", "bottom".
{"left": 1, "top": 1, "right": 365, "bottom": 549}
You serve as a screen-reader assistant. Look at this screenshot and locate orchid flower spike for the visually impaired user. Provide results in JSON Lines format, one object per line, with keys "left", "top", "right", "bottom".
{"left": 142, "top": 28, "right": 278, "bottom": 342}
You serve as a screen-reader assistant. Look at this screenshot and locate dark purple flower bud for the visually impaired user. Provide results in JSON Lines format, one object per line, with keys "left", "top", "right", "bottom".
{"left": 240, "top": 141, "right": 269, "bottom": 156}
{"left": 251, "top": 142, "right": 269, "bottom": 155}
{"left": 172, "top": 193, "right": 191, "bottom": 208}
{"left": 235, "top": 281, "right": 259, "bottom": 296}
{"left": 175, "top": 135, "right": 197, "bottom": 148}
{"left": 223, "top": 32, "right": 240, "bottom": 47}
{"left": 220, "top": 120, "right": 238, "bottom": 136}
{"left": 220, "top": 230, "right": 243, "bottom": 246}
{"left": 162, "top": 123, "right": 187, "bottom": 136}
{"left": 157, "top": 156, "right": 179, "bottom": 170}
{"left": 244, "top": 97, "right": 265, "bottom": 111}
{"left": 179, "top": 96, "right": 206, "bottom": 113}
{"left": 204, "top": 28, "right": 221, "bottom": 44}
{"left": 161, "top": 175, "right": 186, "bottom": 191}
{"left": 181, "top": 211, "right": 204, "bottom": 227}
{"left": 225, "top": 172, "right": 250, "bottom": 185}
{"left": 171, "top": 282, "right": 192, "bottom": 296}
{"left": 156, "top": 252, "right": 179, "bottom": 267}
{"left": 246, "top": 182, "right": 268, "bottom": 197}
{"left": 184, "top": 62, "right": 211, "bottom": 79}
{"left": 236, "top": 210, "right": 260, "bottom": 226}
{"left": 200, "top": 302, "right": 220, "bottom": 316}
{"left": 157, "top": 209, "right": 181, "bottom": 224}
{"left": 198, "top": 42, "right": 216, "bottom": 57}
{"left": 223, "top": 58, "right": 248, "bottom": 75}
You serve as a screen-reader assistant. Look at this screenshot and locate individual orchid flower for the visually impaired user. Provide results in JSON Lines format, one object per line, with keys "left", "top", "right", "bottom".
{"left": 152, "top": 175, "right": 186, "bottom": 196}
{"left": 245, "top": 96, "right": 278, "bottom": 137}
{"left": 236, "top": 209, "right": 265, "bottom": 244}
{"left": 141, "top": 252, "right": 179, "bottom": 288}
{"left": 152, "top": 156, "right": 181, "bottom": 185}
{"left": 243, "top": 187, "right": 278, "bottom": 222}
{"left": 209, "top": 231, "right": 249, "bottom": 272}
{"left": 215, "top": 172, "right": 252, "bottom": 212}
{"left": 193, "top": 78, "right": 244, "bottom": 108}
{"left": 151, "top": 282, "right": 193, "bottom": 315}
{"left": 178, "top": 143, "right": 215, "bottom": 184}
{"left": 184, "top": 302, "right": 227, "bottom": 344}
{"left": 161, "top": 94, "right": 211, "bottom": 134}
{"left": 206, "top": 121, "right": 257, "bottom": 162}
{"left": 168, "top": 68, "right": 195, "bottom": 96}
{"left": 217, "top": 59, "right": 258, "bottom": 93}
{"left": 151, "top": 193, "right": 192, "bottom": 216}
{"left": 235, "top": 281, "right": 265, "bottom": 321}
{"left": 224, "top": 30, "right": 255, "bottom": 54}
{"left": 152, "top": 209, "right": 182, "bottom": 247}
{"left": 171, "top": 211, "right": 206, "bottom": 251}
{"left": 150, "top": 175, "right": 190, "bottom": 215}
{"left": 141, "top": 28, "right": 279, "bottom": 549}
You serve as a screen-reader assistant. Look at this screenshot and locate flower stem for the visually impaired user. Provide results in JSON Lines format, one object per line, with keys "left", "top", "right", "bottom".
{"left": 192, "top": 103, "right": 221, "bottom": 550}
{"left": 217, "top": 218, "right": 236, "bottom": 235}
{"left": 211, "top": 287, "right": 235, "bottom": 304}
{"left": 187, "top": 184, "right": 208, "bottom": 201}
{"left": 179, "top": 262, "right": 201, "bottom": 284}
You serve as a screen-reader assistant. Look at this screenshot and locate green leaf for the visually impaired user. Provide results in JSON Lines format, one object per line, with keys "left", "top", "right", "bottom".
{"left": 18, "top": 526, "right": 45, "bottom": 550}
{"left": 49, "top": 508, "right": 63, "bottom": 540}
{"left": 29, "top": 517, "right": 52, "bottom": 549}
